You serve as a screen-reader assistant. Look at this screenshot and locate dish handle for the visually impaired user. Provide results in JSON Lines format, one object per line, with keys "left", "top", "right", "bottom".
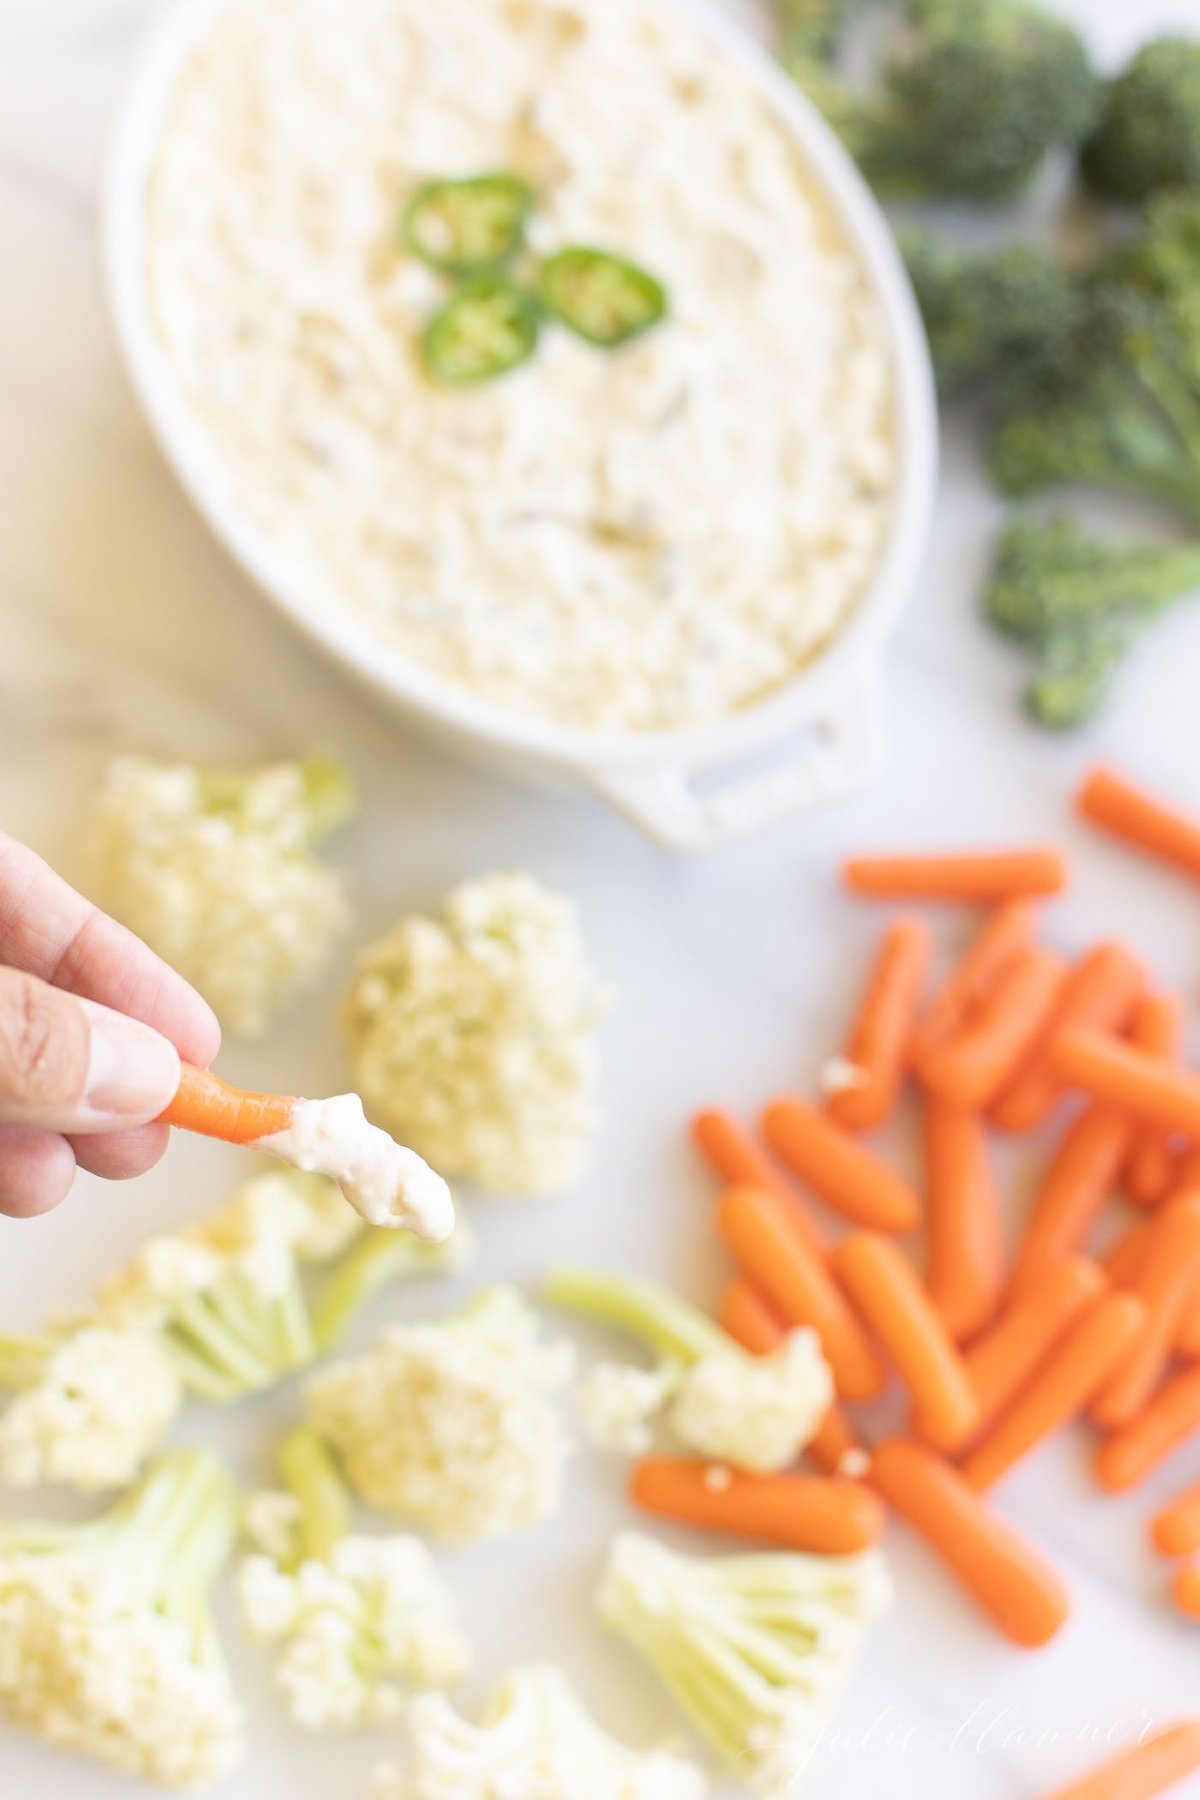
{"left": 588, "top": 662, "right": 886, "bottom": 853}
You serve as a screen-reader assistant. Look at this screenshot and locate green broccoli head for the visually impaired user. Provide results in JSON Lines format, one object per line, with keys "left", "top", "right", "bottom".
{"left": 901, "top": 230, "right": 1077, "bottom": 397}
{"left": 774, "top": 0, "right": 869, "bottom": 64}
{"left": 991, "top": 199, "right": 1200, "bottom": 522}
{"left": 836, "top": 0, "right": 1097, "bottom": 202}
{"left": 1081, "top": 38, "right": 1200, "bottom": 204}
{"left": 984, "top": 515, "right": 1200, "bottom": 728}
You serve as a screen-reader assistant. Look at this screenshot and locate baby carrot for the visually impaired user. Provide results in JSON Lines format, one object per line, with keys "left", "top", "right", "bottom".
{"left": 844, "top": 848, "right": 1069, "bottom": 903}
{"left": 1090, "top": 1195, "right": 1200, "bottom": 1430}
{"left": 1151, "top": 1480, "right": 1200, "bottom": 1559}
{"left": 917, "top": 946, "right": 1067, "bottom": 1110}
{"left": 1039, "top": 1721, "right": 1200, "bottom": 1800}
{"left": 1009, "top": 1106, "right": 1137, "bottom": 1294}
{"left": 1126, "top": 993, "right": 1187, "bottom": 1209}
{"left": 718, "top": 1279, "right": 786, "bottom": 1356}
{"left": 691, "top": 1109, "right": 827, "bottom": 1253}
{"left": 762, "top": 1097, "right": 922, "bottom": 1235}
{"left": 1095, "top": 1365, "right": 1200, "bottom": 1493}
{"left": 954, "top": 1258, "right": 1108, "bottom": 1441}
{"left": 630, "top": 1458, "right": 885, "bottom": 1555}
{"left": 716, "top": 1185, "right": 886, "bottom": 1400}
{"left": 1078, "top": 763, "right": 1200, "bottom": 885}
{"left": 992, "top": 942, "right": 1145, "bottom": 1134}
{"left": 160, "top": 1063, "right": 295, "bottom": 1143}
{"left": 1103, "top": 1215, "right": 1156, "bottom": 1285}
{"left": 922, "top": 1100, "right": 1005, "bottom": 1346}
{"left": 960, "top": 1291, "right": 1148, "bottom": 1492}
{"left": 867, "top": 1437, "right": 1070, "bottom": 1648}
{"left": 830, "top": 1232, "right": 981, "bottom": 1454}
{"left": 1174, "top": 1266, "right": 1200, "bottom": 1360}
{"left": 718, "top": 1277, "right": 864, "bottom": 1471}
{"left": 824, "top": 918, "right": 930, "bottom": 1132}
{"left": 1055, "top": 1030, "right": 1200, "bottom": 1137}
{"left": 912, "top": 900, "right": 1035, "bottom": 1063}
{"left": 1173, "top": 1569, "right": 1200, "bottom": 1621}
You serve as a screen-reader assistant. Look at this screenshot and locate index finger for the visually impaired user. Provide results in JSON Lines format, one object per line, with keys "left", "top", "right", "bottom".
{"left": 0, "top": 834, "right": 221, "bottom": 1068}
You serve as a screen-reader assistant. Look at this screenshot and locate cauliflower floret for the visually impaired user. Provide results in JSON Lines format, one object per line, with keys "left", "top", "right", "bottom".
{"left": 598, "top": 1532, "right": 891, "bottom": 1797}
{"left": 237, "top": 1425, "right": 467, "bottom": 1732}
{"left": 239, "top": 1538, "right": 467, "bottom": 1731}
{"left": 87, "top": 754, "right": 354, "bottom": 1036}
{"left": 370, "top": 1663, "right": 708, "bottom": 1800}
{"left": 0, "top": 1449, "right": 243, "bottom": 1790}
{"left": 546, "top": 1269, "right": 833, "bottom": 1474}
{"left": 343, "top": 870, "right": 607, "bottom": 1195}
{"left": 0, "top": 1325, "right": 183, "bottom": 1492}
{"left": 307, "top": 1286, "right": 574, "bottom": 1542}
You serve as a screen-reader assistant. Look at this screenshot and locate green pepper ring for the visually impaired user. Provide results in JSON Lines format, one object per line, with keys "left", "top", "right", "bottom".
{"left": 402, "top": 173, "right": 536, "bottom": 277}
{"left": 537, "top": 246, "right": 668, "bottom": 347}
{"left": 420, "top": 276, "right": 542, "bottom": 387}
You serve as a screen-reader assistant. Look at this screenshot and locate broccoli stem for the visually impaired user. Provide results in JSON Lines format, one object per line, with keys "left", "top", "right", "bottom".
{"left": 276, "top": 1425, "right": 350, "bottom": 1564}
{"left": 542, "top": 1268, "right": 736, "bottom": 1366}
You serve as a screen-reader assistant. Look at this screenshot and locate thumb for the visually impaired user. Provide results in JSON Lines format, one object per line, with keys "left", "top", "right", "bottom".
{"left": 0, "top": 966, "right": 181, "bottom": 1135}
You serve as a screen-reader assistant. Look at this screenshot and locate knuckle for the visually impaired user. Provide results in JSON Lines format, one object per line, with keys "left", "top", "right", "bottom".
{"left": 0, "top": 971, "right": 81, "bottom": 1107}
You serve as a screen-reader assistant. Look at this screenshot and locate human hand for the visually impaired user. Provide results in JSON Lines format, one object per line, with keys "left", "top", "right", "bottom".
{"left": 0, "top": 833, "right": 220, "bottom": 1216}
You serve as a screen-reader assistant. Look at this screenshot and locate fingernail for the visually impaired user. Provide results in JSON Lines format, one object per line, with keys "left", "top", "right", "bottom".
{"left": 83, "top": 1007, "right": 181, "bottom": 1126}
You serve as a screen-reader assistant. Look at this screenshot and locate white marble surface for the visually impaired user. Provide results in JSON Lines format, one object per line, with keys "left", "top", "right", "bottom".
{"left": 2, "top": 0, "right": 1200, "bottom": 1794}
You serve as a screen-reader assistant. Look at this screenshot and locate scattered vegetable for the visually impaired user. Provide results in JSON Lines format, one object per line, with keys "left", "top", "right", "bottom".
{"left": 402, "top": 173, "right": 534, "bottom": 275}
{"left": 761, "top": 1096, "right": 923, "bottom": 1233}
{"left": 420, "top": 277, "right": 541, "bottom": 386}
{"left": 951, "top": 1257, "right": 1106, "bottom": 1444}
{"left": 843, "top": 846, "right": 1069, "bottom": 902}
{"left": 598, "top": 1529, "right": 890, "bottom": 1792}
{"left": 901, "top": 231, "right": 1077, "bottom": 399}
{"left": 917, "top": 945, "right": 1067, "bottom": 1110}
{"left": 1054, "top": 1029, "right": 1200, "bottom": 1138}
{"left": 1125, "top": 993, "right": 1187, "bottom": 1208}
{"left": 544, "top": 1267, "right": 832, "bottom": 1472}
{"left": 537, "top": 247, "right": 667, "bottom": 347}
{"left": 306, "top": 1285, "right": 574, "bottom": 1542}
{"left": 631, "top": 1458, "right": 885, "bottom": 1554}
{"left": 87, "top": 755, "right": 354, "bottom": 1036}
{"left": 921, "top": 1100, "right": 1006, "bottom": 1345}
{"left": 1081, "top": 38, "right": 1200, "bottom": 203}
{"left": 1038, "top": 1721, "right": 1200, "bottom": 1800}
{"left": 1095, "top": 1364, "right": 1200, "bottom": 1493}
{"left": 1151, "top": 1480, "right": 1200, "bottom": 1559}
{"left": 692, "top": 1107, "right": 828, "bottom": 1251}
{"left": 1008, "top": 1105, "right": 1136, "bottom": 1295}
{"left": 911, "top": 899, "right": 1034, "bottom": 1063}
{"left": 370, "top": 1663, "right": 708, "bottom": 1800}
{"left": 1078, "top": 764, "right": 1200, "bottom": 886}
{"left": 237, "top": 1426, "right": 468, "bottom": 1731}
{"left": 823, "top": 917, "right": 930, "bottom": 1132}
{"left": 991, "top": 940, "right": 1144, "bottom": 1134}
{"left": 1090, "top": 1197, "right": 1200, "bottom": 1430}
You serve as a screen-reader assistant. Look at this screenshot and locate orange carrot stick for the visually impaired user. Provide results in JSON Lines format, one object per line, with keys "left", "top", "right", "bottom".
{"left": 952, "top": 1258, "right": 1108, "bottom": 1442}
{"left": 824, "top": 918, "right": 931, "bottom": 1132}
{"left": 1079, "top": 763, "right": 1200, "bottom": 885}
{"left": 1126, "top": 993, "right": 1187, "bottom": 1209}
{"left": 761, "top": 1097, "right": 922, "bottom": 1235}
{"left": 830, "top": 1233, "right": 981, "bottom": 1454}
{"left": 718, "top": 1279, "right": 787, "bottom": 1356}
{"left": 992, "top": 942, "right": 1145, "bottom": 1134}
{"left": 159, "top": 1063, "right": 295, "bottom": 1143}
{"left": 1103, "top": 1215, "right": 1156, "bottom": 1285}
{"left": 1174, "top": 1265, "right": 1200, "bottom": 1360}
{"left": 961, "top": 1291, "right": 1148, "bottom": 1492}
{"left": 807, "top": 1406, "right": 867, "bottom": 1478}
{"left": 630, "top": 1458, "right": 884, "bottom": 1555}
{"left": 716, "top": 1185, "right": 886, "bottom": 1400}
{"left": 1090, "top": 1195, "right": 1200, "bottom": 1429}
{"left": 917, "top": 947, "right": 1067, "bottom": 1110}
{"left": 844, "top": 848, "right": 1069, "bottom": 903}
{"left": 691, "top": 1109, "right": 827, "bottom": 1253}
{"left": 1039, "top": 1721, "right": 1200, "bottom": 1800}
{"left": 1151, "top": 1481, "right": 1200, "bottom": 1559}
{"left": 867, "top": 1437, "right": 1070, "bottom": 1648}
{"left": 1055, "top": 1030, "right": 1200, "bottom": 1137}
{"left": 912, "top": 900, "right": 1035, "bottom": 1063}
{"left": 1095, "top": 1365, "right": 1200, "bottom": 1493}
{"left": 1010, "top": 1106, "right": 1137, "bottom": 1294}
{"left": 922, "top": 1100, "right": 1006, "bottom": 1345}
{"left": 1173, "top": 1570, "right": 1200, "bottom": 1622}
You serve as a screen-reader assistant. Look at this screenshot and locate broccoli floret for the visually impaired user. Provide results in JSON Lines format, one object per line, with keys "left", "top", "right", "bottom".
{"left": 991, "top": 198, "right": 1200, "bottom": 522}
{"left": 901, "top": 230, "right": 1077, "bottom": 397}
{"left": 811, "top": 0, "right": 1097, "bottom": 203}
{"left": 774, "top": 0, "right": 868, "bottom": 64}
{"left": 984, "top": 515, "right": 1200, "bottom": 727}
{"left": 1082, "top": 38, "right": 1200, "bottom": 203}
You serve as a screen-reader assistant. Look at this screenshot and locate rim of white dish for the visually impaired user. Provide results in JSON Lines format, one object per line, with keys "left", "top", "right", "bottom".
{"left": 103, "top": 0, "right": 938, "bottom": 777}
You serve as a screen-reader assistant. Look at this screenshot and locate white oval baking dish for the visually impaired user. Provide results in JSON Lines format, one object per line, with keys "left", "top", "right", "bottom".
{"left": 103, "top": 0, "right": 937, "bottom": 854}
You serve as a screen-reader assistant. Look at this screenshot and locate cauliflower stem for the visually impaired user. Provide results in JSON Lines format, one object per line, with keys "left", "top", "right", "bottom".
{"left": 0, "top": 1447, "right": 243, "bottom": 1788}
{"left": 311, "top": 1218, "right": 473, "bottom": 1352}
{"left": 544, "top": 1267, "right": 832, "bottom": 1472}
{"left": 598, "top": 1532, "right": 890, "bottom": 1797}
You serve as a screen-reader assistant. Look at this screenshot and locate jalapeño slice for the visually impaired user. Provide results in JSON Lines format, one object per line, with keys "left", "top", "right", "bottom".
{"left": 420, "top": 276, "right": 541, "bottom": 386}
{"left": 537, "top": 247, "right": 667, "bottom": 347}
{"left": 402, "top": 173, "right": 535, "bottom": 276}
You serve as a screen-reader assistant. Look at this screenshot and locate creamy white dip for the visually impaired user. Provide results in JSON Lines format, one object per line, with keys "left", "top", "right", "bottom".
{"left": 256, "top": 1094, "right": 455, "bottom": 1240}
{"left": 146, "top": 0, "right": 895, "bottom": 733}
